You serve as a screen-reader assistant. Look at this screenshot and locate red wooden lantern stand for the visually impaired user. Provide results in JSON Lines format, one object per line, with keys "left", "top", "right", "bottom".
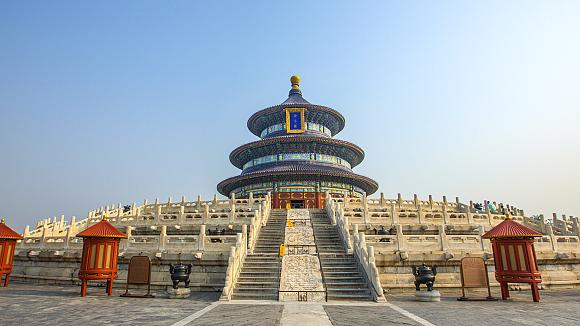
{"left": 76, "top": 215, "right": 127, "bottom": 297}
{"left": 0, "top": 217, "right": 23, "bottom": 287}
{"left": 483, "top": 217, "right": 543, "bottom": 302}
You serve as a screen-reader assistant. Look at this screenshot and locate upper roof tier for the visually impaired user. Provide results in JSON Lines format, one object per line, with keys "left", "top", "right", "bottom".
{"left": 247, "top": 76, "right": 346, "bottom": 138}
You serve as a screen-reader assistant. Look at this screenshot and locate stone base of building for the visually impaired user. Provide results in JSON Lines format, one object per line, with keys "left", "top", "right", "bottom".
{"left": 10, "top": 249, "right": 580, "bottom": 295}
{"left": 376, "top": 255, "right": 580, "bottom": 293}
{"left": 10, "top": 251, "right": 228, "bottom": 292}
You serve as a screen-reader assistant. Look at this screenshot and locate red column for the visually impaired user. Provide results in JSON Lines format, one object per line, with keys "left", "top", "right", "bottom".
{"left": 272, "top": 192, "right": 279, "bottom": 209}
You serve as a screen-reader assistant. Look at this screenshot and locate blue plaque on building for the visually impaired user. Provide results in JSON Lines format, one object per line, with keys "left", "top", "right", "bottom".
{"left": 285, "top": 108, "right": 305, "bottom": 133}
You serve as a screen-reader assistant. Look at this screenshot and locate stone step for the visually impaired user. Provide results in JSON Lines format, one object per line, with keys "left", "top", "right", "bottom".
{"left": 235, "top": 282, "right": 279, "bottom": 288}
{"left": 242, "top": 267, "right": 280, "bottom": 272}
{"left": 234, "top": 287, "right": 279, "bottom": 293}
{"left": 323, "top": 276, "right": 366, "bottom": 281}
{"left": 325, "top": 282, "right": 368, "bottom": 287}
{"left": 256, "top": 239, "right": 284, "bottom": 247}
{"left": 324, "top": 272, "right": 362, "bottom": 276}
{"left": 254, "top": 248, "right": 280, "bottom": 252}
{"left": 243, "top": 262, "right": 279, "bottom": 266}
{"left": 239, "top": 271, "right": 279, "bottom": 276}
{"left": 231, "top": 293, "right": 279, "bottom": 300}
{"left": 243, "top": 260, "right": 279, "bottom": 264}
{"left": 321, "top": 262, "right": 357, "bottom": 267}
{"left": 327, "top": 288, "right": 371, "bottom": 293}
{"left": 320, "top": 261, "right": 357, "bottom": 266}
{"left": 326, "top": 293, "right": 372, "bottom": 301}
{"left": 237, "top": 276, "right": 279, "bottom": 281}
{"left": 322, "top": 266, "right": 359, "bottom": 271}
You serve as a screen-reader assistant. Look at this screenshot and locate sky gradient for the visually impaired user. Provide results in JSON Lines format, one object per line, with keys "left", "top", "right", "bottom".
{"left": 1, "top": 1, "right": 579, "bottom": 231}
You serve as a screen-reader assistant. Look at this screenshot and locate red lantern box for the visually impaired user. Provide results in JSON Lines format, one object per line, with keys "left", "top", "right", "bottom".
{"left": 482, "top": 217, "right": 543, "bottom": 302}
{"left": 0, "top": 218, "right": 23, "bottom": 287}
{"left": 76, "top": 216, "right": 127, "bottom": 297}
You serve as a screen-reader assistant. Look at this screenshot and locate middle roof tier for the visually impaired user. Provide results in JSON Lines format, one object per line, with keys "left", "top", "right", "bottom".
{"left": 229, "top": 135, "right": 366, "bottom": 170}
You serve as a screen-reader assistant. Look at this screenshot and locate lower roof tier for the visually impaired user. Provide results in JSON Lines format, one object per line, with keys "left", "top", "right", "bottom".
{"left": 217, "top": 166, "right": 378, "bottom": 196}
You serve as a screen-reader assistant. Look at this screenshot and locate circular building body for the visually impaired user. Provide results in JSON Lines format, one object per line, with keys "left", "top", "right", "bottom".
{"left": 217, "top": 76, "right": 378, "bottom": 209}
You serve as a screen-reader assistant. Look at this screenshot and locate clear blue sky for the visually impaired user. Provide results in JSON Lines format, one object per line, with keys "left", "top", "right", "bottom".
{"left": 1, "top": 1, "right": 579, "bottom": 231}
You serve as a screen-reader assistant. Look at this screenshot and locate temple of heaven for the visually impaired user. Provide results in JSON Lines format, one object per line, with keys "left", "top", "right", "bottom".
{"left": 217, "top": 76, "right": 378, "bottom": 209}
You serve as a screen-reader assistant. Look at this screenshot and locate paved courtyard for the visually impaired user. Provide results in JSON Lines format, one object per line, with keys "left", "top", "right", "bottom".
{"left": 1, "top": 284, "right": 578, "bottom": 325}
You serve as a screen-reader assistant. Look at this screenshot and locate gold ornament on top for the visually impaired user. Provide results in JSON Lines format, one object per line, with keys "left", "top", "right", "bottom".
{"left": 290, "top": 75, "right": 301, "bottom": 89}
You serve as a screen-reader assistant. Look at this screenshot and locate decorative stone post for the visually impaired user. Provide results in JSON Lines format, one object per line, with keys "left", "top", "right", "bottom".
{"left": 198, "top": 225, "right": 206, "bottom": 251}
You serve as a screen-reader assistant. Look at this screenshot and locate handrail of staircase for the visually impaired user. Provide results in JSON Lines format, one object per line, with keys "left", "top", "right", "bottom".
{"left": 325, "top": 197, "right": 352, "bottom": 253}
{"left": 248, "top": 194, "right": 271, "bottom": 254}
{"left": 220, "top": 224, "right": 248, "bottom": 301}
{"left": 352, "top": 225, "right": 386, "bottom": 302}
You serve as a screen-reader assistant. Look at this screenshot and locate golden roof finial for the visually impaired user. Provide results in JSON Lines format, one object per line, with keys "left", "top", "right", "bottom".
{"left": 102, "top": 213, "right": 108, "bottom": 221}
{"left": 1, "top": 217, "right": 4, "bottom": 224}
{"left": 290, "top": 75, "right": 301, "bottom": 90}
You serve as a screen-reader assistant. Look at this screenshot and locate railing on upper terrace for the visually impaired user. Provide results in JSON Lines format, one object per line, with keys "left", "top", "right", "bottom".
{"left": 325, "top": 192, "right": 579, "bottom": 263}
{"left": 18, "top": 194, "right": 271, "bottom": 254}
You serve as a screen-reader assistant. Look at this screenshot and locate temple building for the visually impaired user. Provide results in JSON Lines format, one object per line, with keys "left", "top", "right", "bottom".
{"left": 8, "top": 75, "right": 580, "bottom": 301}
{"left": 218, "top": 76, "right": 378, "bottom": 209}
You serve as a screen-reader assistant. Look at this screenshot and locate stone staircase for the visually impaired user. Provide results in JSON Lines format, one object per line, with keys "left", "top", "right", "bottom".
{"left": 311, "top": 209, "right": 373, "bottom": 301}
{"left": 231, "top": 209, "right": 286, "bottom": 300}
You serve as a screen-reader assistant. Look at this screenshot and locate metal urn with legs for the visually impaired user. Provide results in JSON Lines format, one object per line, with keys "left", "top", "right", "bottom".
{"left": 412, "top": 263, "right": 441, "bottom": 302}
{"left": 169, "top": 263, "right": 192, "bottom": 289}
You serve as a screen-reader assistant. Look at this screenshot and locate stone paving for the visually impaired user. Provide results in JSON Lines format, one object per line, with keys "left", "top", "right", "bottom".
{"left": 1, "top": 284, "right": 579, "bottom": 325}
{"left": 188, "top": 304, "right": 283, "bottom": 326}
{"left": 0, "top": 284, "right": 219, "bottom": 326}
{"left": 324, "top": 305, "right": 420, "bottom": 325}
{"left": 389, "top": 290, "right": 580, "bottom": 326}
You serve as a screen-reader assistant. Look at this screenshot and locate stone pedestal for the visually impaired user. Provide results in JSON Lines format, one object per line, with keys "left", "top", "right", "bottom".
{"left": 167, "top": 287, "right": 191, "bottom": 299}
{"left": 415, "top": 290, "right": 441, "bottom": 302}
